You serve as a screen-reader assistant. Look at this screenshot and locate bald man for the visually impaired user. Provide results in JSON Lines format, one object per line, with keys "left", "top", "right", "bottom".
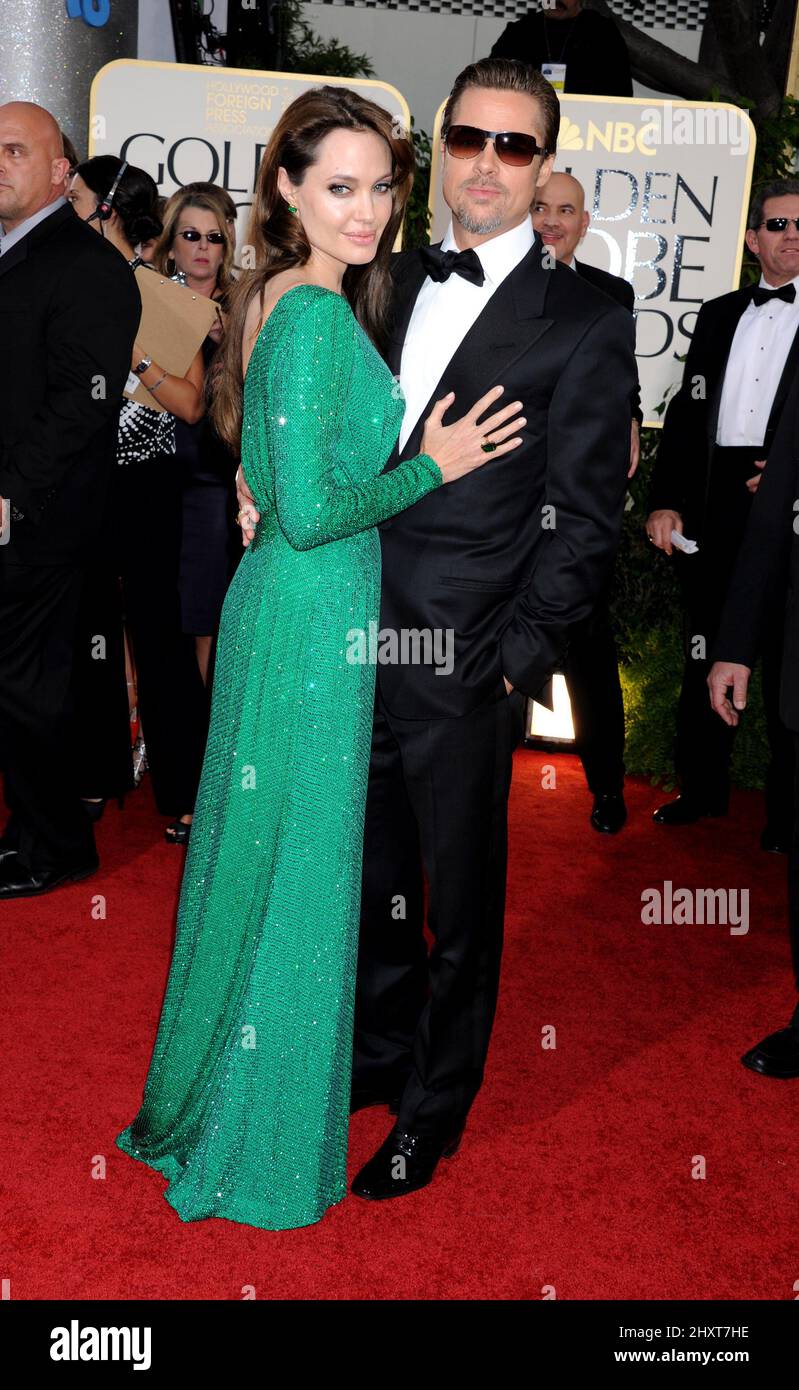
{"left": 532, "top": 171, "right": 641, "bottom": 832}
{"left": 0, "top": 102, "right": 141, "bottom": 897}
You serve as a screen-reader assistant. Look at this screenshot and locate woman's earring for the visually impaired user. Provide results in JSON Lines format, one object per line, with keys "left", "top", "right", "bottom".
{"left": 287, "top": 201, "right": 298, "bottom": 214}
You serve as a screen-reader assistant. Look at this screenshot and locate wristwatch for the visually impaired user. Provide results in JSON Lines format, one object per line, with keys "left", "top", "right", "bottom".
{"left": 133, "top": 355, "right": 152, "bottom": 376}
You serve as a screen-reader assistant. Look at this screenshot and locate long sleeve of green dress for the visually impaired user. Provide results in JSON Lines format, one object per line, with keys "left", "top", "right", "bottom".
{"left": 249, "top": 285, "right": 443, "bottom": 550}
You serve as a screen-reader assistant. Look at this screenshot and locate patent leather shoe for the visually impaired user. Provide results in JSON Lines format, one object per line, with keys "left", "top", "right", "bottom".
{"left": 741, "top": 1026, "right": 799, "bottom": 1079}
{"left": 590, "top": 792, "right": 627, "bottom": 834}
{"left": 351, "top": 1123, "right": 465, "bottom": 1200}
{"left": 0, "top": 855, "right": 99, "bottom": 899}
{"left": 652, "top": 795, "right": 727, "bottom": 825}
{"left": 760, "top": 826, "right": 791, "bottom": 855}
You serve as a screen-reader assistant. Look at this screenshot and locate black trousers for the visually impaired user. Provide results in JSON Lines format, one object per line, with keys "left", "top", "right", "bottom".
{"left": 786, "top": 734, "right": 799, "bottom": 1029}
{"left": 72, "top": 453, "right": 209, "bottom": 816}
{"left": 353, "top": 679, "right": 527, "bottom": 1139}
{"left": 674, "top": 445, "right": 793, "bottom": 826}
{"left": 563, "top": 593, "right": 625, "bottom": 795}
{"left": 0, "top": 560, "right": 97, "bottom": 870}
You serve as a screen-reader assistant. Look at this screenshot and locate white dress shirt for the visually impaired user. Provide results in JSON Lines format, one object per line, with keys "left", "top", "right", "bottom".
{"left": 398, "top": 215, "right": 535, "bottom": 451}
{"left": 0, "top": 195, "right": 67, "bottom": 256}
{"left": 715, "top": 272, "right": 799, "bottom": 447}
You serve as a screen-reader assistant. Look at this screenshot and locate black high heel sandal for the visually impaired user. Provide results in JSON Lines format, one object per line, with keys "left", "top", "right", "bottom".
{"left": 165, "top": 818, "right": 192, "bottom": 845}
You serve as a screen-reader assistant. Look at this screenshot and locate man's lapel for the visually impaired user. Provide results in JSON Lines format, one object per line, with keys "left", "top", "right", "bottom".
{"left": 0, "top": 203, "right": 74, "bottom": 282}
{"left": 766, "top": 318, "right": 799, "bottom": 443}
{"left": 386, "top": 235, "right": 554, "bottom": 468}
{"left": 0, "top": 238, "right": 28, "bottom": 281}
{"left": 706, "top": 286, "right": 757, "bottom": 440}
{"left": 386, "top": 250, "right": 433, "bottom": 378}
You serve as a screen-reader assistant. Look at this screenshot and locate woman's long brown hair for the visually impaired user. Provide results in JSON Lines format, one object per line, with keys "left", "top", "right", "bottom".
{"left": 153, "top": 186, "right": 237, "bottom": 292}
{"left": 210, "top": 84, "right": 414, "bottom": 453}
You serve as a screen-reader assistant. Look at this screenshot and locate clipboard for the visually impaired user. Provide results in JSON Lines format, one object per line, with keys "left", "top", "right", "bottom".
{"left": 124, "top": 267, "right": 220, "bottom": 413}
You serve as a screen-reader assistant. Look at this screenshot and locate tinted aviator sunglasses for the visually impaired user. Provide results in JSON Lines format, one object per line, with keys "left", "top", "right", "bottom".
{"left": 176, "top": 228, "right": 226, "bottom": 243}
{"left": 760, "top": 217, "right": 799, "bottom": 233}
{"left": 444, "top": 124, "right": 550, "bottom": 166}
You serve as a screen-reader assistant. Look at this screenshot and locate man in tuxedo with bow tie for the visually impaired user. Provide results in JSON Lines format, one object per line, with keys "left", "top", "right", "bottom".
{"left": 646, "top": 182, "right": 799, "bottom": 846}
{"left": 346, "top": 58, "right": 636, "bottom": 1199}
{"left": 237, "top": 59, "right": 635, "bottom": 1198}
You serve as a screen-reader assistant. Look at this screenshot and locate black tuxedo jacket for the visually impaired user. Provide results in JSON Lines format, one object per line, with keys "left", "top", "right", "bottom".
{"left": 0, "top": 201, "right": 141, "bottom": 566}
{"left": 648, "top": 284, "right": 799, "bottom": 538}
{"left": 376, "top": 234, "right": 637, "bottom": 718}
{"left": 711, "top": 364, "right": 799, "bottom": 731}
{"left": 574, "top": 258, "right": 642, "bottom": 424}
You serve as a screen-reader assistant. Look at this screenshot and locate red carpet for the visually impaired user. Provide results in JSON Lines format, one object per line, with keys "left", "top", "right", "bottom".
{"left": 3, "top": 751, "right": 798, "bottom": 1300}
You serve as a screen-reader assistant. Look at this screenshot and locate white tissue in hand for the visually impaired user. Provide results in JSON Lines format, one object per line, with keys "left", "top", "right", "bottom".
{"left": 671, "top": 529, "right": 698, "bottom": 554}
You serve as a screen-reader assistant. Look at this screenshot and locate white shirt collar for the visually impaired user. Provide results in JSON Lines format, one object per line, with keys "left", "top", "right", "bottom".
{"left": 440, "top": 215, "right": 535, "bottom": 286}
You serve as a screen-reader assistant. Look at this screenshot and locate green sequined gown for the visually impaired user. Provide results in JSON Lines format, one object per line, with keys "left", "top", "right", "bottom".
{"left": 116, "top": 285, "right": 442, "bottom": 1230}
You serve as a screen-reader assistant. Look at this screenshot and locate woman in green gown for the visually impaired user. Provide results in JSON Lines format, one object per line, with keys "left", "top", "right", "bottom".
{"left": 115, "top": 85, "right": 525, "bottom": 1230}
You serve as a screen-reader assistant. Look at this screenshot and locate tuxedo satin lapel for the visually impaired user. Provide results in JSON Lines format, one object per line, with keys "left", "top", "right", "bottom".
{"left": 386, "top": 251, "right": 432, "bottom": 378}
{"left": 707, "top": 288, "right": 757, "bottom": 440}
{"left": 766, "top": 319, "right": 799, "bottom": 442}
{"left": 397, "top": 238, "right": 553, "bottom": 462}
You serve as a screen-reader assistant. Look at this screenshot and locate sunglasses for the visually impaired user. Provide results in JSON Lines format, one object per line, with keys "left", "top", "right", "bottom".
{"left": 444, "top": 124, "right": 550, "bottom": 167}
{"left": 760, "top": 217, "right": 799, "bottom": 233}
{"left": 176, "top": 228, "right": 226, "bottom": 243}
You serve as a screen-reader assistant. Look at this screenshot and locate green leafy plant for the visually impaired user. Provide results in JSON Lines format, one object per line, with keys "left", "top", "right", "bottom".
{"left": 255, "top": 0, "right": 375, "bottom": 78}
{"left": 403, "top": 121, "right": 433, "bottom": 251}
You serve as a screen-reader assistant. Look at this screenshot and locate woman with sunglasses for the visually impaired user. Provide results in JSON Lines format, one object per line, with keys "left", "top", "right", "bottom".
{"left": 67, "top": 157, "right": 210, "bottom": 846}
{"left": 154, "top": 187, "right": 242, "bottom": 702}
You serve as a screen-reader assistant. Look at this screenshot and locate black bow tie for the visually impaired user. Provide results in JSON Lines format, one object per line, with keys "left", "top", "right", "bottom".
{"left": 419, "top": 244, "right": 485, "bottom": 287}
{"left": 752, "top": 283, "right": 796, "bottom": 307}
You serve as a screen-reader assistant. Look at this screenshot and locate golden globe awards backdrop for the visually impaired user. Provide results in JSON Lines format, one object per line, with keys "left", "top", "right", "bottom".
{"left": 88, "top": 58, "right": 410, "bottom": 250}
{"left": 430, "top": 95, "right": 756, "bottom": 426}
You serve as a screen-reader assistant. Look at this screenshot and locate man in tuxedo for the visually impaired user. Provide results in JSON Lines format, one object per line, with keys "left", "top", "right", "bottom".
{"left": 348, "top": 58, "right": 636, "bottom": 1198}
{"left": 236, "top": 59, "right": 635, "bottom": 1198}
{"left": 531, "top": 171, "right": 642, "bottom": 833}
{"left": 646, "top": 181, "right": 799, "bottom": 848}
{"left": 708, "top": 365, "right": 799, "bottom": 1079}
{"left": 0, "top": 102, "right": 141, "bottom": 897}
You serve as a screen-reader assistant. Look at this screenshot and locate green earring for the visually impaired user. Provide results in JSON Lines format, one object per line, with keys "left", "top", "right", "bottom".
{"left": 287, "top": 201, "right": 298, "bottom": 214}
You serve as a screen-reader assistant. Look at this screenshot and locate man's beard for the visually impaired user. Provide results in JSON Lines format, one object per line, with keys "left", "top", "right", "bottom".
{"left": 453, "top": 198, "right": 505, "bottom": 235}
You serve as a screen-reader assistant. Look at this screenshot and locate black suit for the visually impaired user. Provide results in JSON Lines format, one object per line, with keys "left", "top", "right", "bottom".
{"left": 558, "top": 257, "right": 641, "bottom": 798}
{"left": 712, "top": 367, "right": 799, "bottom": 1021}
{"left": 490, "top": 8, "right": 633, "bottom": 98}
{"left": 0, "top": 202, "right": 141, "bottom": 870}
{"left": 648, "top": 284, "right": 799, "bottom": 824}
{"left": 353, "top": 234, "right": 637, "bottom": 1137}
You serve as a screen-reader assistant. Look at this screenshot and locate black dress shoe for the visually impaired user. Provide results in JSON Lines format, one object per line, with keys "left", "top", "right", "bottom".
{"left": 652, "top": 795, "right": 727, "bottom": 826}
{"left": 349, "top": 1089, "right": 401, "bottom": 1116}
{"left": 741, "top": 1026, "right": 799, "bottom": 1079}
{"left": 590, "top": 792, "right": 627, "bottom": 834}
{"left": 351, "top": 1123, "right": 465, "bottom": 1200}
{"left": 0, "top": 856, "right": 99, "bottom": 899}
{"left": 760, "top": 826, "right": 791, "bottom": 855}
